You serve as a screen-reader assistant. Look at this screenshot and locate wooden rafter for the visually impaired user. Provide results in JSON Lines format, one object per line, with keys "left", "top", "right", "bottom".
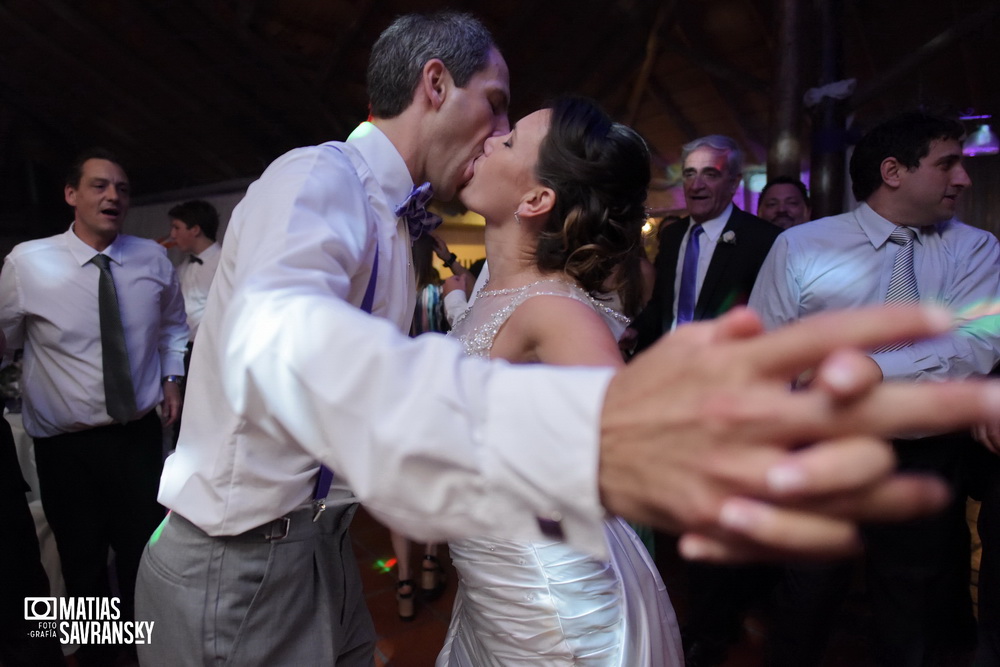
{"left": 851, "top": 4, "right": 1000, "bottom": 110}
{"left": 648, "top": 77, "right": 700, "bottom": 141}
{"left": 625, "top": 1, "right": 676, "bottom": 126}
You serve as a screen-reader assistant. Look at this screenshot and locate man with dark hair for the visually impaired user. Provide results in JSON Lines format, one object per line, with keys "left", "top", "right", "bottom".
{"left": 629, "top": 134, "right": 781, "bottom": 354}
{"left": 133, "top": 12, "right": 1000, "bottom": 665}
{"left": 168, "top": 199, "right": 221, "bottom": 342}
{"left": 757, "top": 176, "right": 811, "bottom": 228}
{"left": 169, "top": 199, "right": 219, "bottom": 242}
{"left": 750, "top": 111, "right": 1000, "bottom": 666}
{"left": 0, "top": 148, "right": 187, "bottom": 666}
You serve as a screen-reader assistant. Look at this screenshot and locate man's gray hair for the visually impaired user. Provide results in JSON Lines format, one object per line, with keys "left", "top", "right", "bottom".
{"left": 681, "top": 135, "right": 744, "bottom": 176}
{"left": 367, "top": 12, "right": 496, "bottom": 119}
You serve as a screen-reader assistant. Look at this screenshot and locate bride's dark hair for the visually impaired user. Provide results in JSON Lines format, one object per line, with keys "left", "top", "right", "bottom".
{"left": 534, "top": 97, "right": 650, "bottom": 317}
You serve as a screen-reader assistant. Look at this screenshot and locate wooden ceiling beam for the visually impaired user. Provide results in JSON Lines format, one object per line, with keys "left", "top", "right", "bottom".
{"left": 128, "top": 0, "right": 342, "bottom": 146}
{"left": 0, "top": 70, "right": 112, "bottom": 148}
{"left": 183, "top": 0, "right": 351, "bottom": 138}
{"left": 316, "top": 0, "right": 377, "bottom": 94}
{"left": 8, "top": 1, "right": 243, "bottom": 178}
{"left": 648, "top": 77, "right": 700, "bottom": 142}
{"left": 850, "top": 4, "right": 1000, "bottom": 111}
{"left": 625, "top": 1, "right": 677, "bottom": 126}
{"left": 0, "top": 7, "right": 175, "bottom": 147}
{"left": 669, "top": 17, "right": 765, "bottom": 160}
{"left": 663, "top": 43, "right": 769, "bottom": 97}
{"left": 504, "top": 0, "right": 626, "bottom": 113}
{"left": 952, "top": 0, "right": 984, "bottom": 110}
{"left": 562, "top": 2, "right": 658, "bottom": 103}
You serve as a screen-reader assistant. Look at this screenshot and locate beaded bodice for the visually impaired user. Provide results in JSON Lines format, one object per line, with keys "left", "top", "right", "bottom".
{"left": 449, "top": 278, "right": 630, "bottom": 358}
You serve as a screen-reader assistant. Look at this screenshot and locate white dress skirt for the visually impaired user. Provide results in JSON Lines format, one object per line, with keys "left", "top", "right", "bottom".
{"left": 437, "top": 279, "right": 684, "bottom": 666}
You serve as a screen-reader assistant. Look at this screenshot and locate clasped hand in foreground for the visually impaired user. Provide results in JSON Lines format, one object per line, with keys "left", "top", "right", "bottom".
{"left": 599, "top": 304, "right": 1000, "bottom": 562}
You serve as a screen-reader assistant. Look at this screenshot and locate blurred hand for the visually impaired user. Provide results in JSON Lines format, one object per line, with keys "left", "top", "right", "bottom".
{"left": 599, "top": 305, "right": 1000, "bottom": 563}
{"left": 160, "top": 380, "right": 182, "bottom": 427}
{"left": 973, "top": 420, "right": 1000, "bottom": 456}
{"left": 430, "top": 233, "right": 450, "bottom": 261}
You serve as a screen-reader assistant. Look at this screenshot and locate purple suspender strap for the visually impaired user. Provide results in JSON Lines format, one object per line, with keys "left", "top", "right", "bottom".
{"left": 312, "top": 245, "right": 378, "bottom": 521}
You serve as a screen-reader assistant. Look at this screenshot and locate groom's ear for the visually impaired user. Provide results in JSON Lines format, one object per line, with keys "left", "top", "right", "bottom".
{"left": 416, "top": 59, "right": 449, "bottom": 110}
{"left": 520, "top": 187, "right": 555, "bottom": 219}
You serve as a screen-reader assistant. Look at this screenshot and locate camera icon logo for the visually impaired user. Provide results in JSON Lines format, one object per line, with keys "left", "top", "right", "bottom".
{"left": 24, "top": 597, "right": 57, "bottom": 621}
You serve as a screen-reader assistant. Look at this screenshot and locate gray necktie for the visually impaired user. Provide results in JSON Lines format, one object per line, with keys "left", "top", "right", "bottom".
{"left": 875, "top": 227, "right": 919, "bottom": 353}
{"left": 92, "top": 254, "right": 137, "bottom": 422}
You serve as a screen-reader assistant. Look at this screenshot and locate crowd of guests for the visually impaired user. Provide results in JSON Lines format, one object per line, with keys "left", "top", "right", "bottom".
{"left": 624, "top": 117, "right": 1000, "bottom": 667}
{"left": 1, "top": 8, "right": 999, "bottom": 667}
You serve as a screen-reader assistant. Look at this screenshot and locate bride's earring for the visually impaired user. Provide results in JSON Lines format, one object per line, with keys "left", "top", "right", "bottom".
{"left": 514, "top": 210, "right": 521, "bottom": 225}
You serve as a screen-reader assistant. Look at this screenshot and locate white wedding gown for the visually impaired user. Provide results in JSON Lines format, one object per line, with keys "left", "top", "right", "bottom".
{"left": 436, "top": 279, "right": 684, "bottom": 667}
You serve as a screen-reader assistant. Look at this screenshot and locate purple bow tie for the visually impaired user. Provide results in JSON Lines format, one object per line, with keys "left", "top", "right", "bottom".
{"left": 395, "top": 182, "right": 443, "bottom": 242}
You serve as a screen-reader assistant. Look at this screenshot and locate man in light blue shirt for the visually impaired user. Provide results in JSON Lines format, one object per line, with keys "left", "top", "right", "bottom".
{"left": 750, "top": 111, "right": 1000, "bottom": 667}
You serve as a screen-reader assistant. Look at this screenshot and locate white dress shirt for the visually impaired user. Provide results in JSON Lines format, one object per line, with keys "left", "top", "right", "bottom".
{"left": 158, "top": 123, "right": 613, "bottom": 555}
{"left": 443, "top": 261, "right": 491, "bottom": 325}
{"left": 671, "top": 204, "right": 732, "bottom": 330}
{"left": 177, "top": 242, "right": 221, "bottom": 341}
{"left": 749, "top": 202, "right": 1000, "bottom": 381}
{"left": 0, "top": 226, "right": 189, "bottom": 437}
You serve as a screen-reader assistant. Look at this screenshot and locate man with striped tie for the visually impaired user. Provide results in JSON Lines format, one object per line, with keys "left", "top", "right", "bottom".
{"left": 749, "top": 111, "right": 1000, "bottom": 667}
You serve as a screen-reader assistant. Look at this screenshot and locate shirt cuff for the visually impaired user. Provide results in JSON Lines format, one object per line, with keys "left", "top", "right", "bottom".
{"left": 480, "top": 364, "right": 614, "bottom": 557}
{"left": 442, "top": 290, "right": 469, "bottom": 325}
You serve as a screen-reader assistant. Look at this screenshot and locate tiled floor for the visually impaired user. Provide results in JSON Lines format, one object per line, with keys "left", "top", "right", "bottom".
{"left": 353, "top": 503, "right": 984, "bottom": 667}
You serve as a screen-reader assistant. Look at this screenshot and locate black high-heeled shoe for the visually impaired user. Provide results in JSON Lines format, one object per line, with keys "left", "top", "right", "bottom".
{"left": 421, "top": 554, "right": 447, "bottom": 601}
{"left": 396, "top": 579, "right": 415, "bottom": 621}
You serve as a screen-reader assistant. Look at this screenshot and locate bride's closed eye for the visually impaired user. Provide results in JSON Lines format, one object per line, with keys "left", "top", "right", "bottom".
{"left": 503, "top": 125, "right": 517, "bottom": 148}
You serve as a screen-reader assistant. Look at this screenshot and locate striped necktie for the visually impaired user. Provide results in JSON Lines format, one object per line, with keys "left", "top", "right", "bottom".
{"left": 884, "top": 226, "right": 919, "bottom": 304}
{"left": 874, "top": 226, "right": 919, "bottom": 353}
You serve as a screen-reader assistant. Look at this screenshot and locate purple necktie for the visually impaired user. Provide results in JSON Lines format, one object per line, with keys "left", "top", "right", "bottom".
{"left": 395, "top": 182, "right": 443, "bottom": 242}
{"left": 676, "top": 224, "right": 704, "bottom": 326}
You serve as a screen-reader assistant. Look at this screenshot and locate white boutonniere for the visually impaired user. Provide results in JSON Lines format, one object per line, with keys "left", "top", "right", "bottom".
{"left": 721, "top": 230, "right": 737, "bottom": 245}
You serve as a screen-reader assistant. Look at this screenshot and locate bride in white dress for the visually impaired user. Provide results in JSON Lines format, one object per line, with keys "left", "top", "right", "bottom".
{"left": 436, "top": 97, "right": 684, "bottom": 666}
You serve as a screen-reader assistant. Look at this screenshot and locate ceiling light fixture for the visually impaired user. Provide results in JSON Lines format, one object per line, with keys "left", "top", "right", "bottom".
{"left": 961, "top": 115, "right": 999, "bottom": 156}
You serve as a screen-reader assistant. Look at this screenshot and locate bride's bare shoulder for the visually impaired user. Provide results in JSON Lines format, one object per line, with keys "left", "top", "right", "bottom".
{"left": 498, "top": 294, "right": 623, "bottom": 368}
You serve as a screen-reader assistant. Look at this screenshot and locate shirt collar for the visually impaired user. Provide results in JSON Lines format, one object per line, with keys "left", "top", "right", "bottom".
{"left": 64, "top": 224, "right": 125, "bottom": 267}
{"left": 194, "top": 242, "right": 221, "bottom": 260}
{"left": 691, "top": 203, "right": 734, "bottom": 243}
{"left": 855, "top": 202, "right": 928, "bottom": 249}
{"left": 345, "top": 122, "right": 414, "bottom": 214}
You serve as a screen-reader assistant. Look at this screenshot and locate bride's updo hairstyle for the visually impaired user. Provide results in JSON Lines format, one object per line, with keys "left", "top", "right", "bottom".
{"left": 534, "top": 97, "right": 651, "bottom": 316}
